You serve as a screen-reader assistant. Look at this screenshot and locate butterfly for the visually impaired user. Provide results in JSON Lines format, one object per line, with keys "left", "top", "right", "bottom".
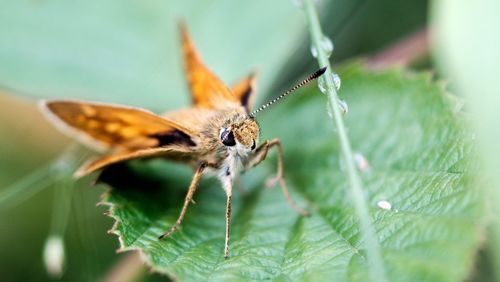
{"left": 40, "top": 23, "right": 326, "bottom": 258}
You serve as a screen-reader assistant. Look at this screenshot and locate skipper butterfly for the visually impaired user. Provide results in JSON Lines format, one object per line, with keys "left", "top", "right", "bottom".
{"left": 40, "top": 23, "right": 326, "bottom": 258}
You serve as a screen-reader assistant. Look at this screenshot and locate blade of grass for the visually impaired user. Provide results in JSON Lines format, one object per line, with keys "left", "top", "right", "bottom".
{"left": 0, "top": 164, "right": 53, "bottom": 210}
{"left": 301, "top": 1, "right": 388, "bottom": 281}
{"left": 0, "top": 144, "right": 87, "bottom": 210}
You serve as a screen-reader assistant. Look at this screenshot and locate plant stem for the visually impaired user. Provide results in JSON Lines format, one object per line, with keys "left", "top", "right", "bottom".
{"left": 0, "top": 144, "right": 85, "bottom": 210}
{"left": 302, "top": 1, "right": 388, "bottom": 281}
{"left": 102, "top": 252, "right": 145, "bottom": 282}
{"left": 0, "top": 164, "right": 53, "bottom": 210}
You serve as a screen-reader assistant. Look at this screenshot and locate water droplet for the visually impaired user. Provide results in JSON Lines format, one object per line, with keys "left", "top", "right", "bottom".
{"left": 320, "top": 36, "right": 334, "bottom": 58}
{"left": 43, "top": 235, "right": 65, "bottom": 278}
{"left": 338, "top": 99, "right": 348, "bottom": 116}
{"left": 326, "top": 95, "right": 348, "bottom": 117}
{"left": 377, "top": 200, "right": 392, "bottom": 211}
{"left": 310, "top": 37, "right": 334, "bottom": 59}
{"left": 310, "top": 45, "right": 319, "bottom": 58}
{"left": 317, "top": 76, "right": 326, "bottom": 93}
{"left": 353, "top": 152, "right": 368, "bottom": 172}
{"left": 317, "top": 73, "right": 341, "bottom": 94}
{"left": 311, "top": 45, "right": 318, "bottom": 58}
{"left": 332, "top": 72, "right": 341, "bottom": 91}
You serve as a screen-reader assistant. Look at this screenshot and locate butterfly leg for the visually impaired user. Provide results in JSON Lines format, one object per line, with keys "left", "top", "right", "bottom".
{"left": 224, "top": 186, "right": 232, "bottom": 259}
{"left": 158, "top": 162, "right": 207, "bottom": 240}
{"left": 245, "top": 139, "right": 309, "bottom": 216}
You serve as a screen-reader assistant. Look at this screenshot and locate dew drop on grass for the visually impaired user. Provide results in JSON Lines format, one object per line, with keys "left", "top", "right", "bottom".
{"left": 310, "top": 45, "right": 319, "bottom": 58}
{"left": 318, "top": 76, "right": 327, "bottom": 93}
{"left": 43, "top": 235, "right": 65, "bottom": 278}
{"left": 318, "top": 73, "right": 341, "bottom": 93}
{"left": 310, "top": 36, "right": 334, "bottom": 59}
{"left": 377, "top": 200, "right": 392, "bottom": 211}
{"left": 332, "top": 72, "right": 341, "bottom": 91}
{"left": 338, "top": 99, "right": 348, "bottom": 115}
{"left": 320, "top": 36, "right": 334, "bottom": 58}
{"left": 326, "top": 97, "right": 348, "bottom": 117}
{"left": 354, "top": 152, "right": 369, "bottom": 172}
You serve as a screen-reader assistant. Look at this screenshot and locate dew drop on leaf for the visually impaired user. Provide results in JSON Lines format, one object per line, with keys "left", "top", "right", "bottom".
{"left": 377, "top": 200, "right": 392, "bottom": 211}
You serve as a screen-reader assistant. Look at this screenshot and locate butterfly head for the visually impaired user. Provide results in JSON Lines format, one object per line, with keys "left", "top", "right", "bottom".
{"left": 217, "top": 67, "right": 328, "bottom": 155}
{"left": 219, "top": 117, "right": 259, "bottom": 152}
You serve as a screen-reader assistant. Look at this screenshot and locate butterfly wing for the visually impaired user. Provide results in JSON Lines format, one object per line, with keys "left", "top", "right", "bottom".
{"left": 75, "top": 146, "right": 195, "bottom": 177}
{"left": 180, "top": 23, "right": 238, "bottom": 109}
{"left": 41, "top": 100, "right": 201, "bottom": 176}
{"left": 180, "top": 23, "right": 258, "bottom": 113}
{"left": 231, "top": 72, "right": 257, "bottom": 113}
{"left": 41, "top": 100, "right": 199, "bottom": 150}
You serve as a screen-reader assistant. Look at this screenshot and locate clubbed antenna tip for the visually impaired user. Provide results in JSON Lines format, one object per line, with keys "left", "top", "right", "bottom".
{"left": 313, "top": 66, "right": 327, "bottom": 79}
{"left": 249, "top": 66, "right": 327, "bottom": 117}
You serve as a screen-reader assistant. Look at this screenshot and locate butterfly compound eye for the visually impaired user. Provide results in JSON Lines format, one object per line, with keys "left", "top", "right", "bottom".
{"left": 220, "top": 128, "right": 236, "bottom": 146}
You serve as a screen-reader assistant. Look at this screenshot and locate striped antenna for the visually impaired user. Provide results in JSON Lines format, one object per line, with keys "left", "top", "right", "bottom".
{"left": 249, "top": 67, "right": 327, "bottom": 117}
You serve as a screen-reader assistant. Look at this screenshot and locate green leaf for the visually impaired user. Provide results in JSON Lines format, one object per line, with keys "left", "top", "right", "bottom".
{"left": 0, "top": 0, "right": 304, "bottom": 112}
{"left": 101, "top": 63, "right": 484, "bottom": 281}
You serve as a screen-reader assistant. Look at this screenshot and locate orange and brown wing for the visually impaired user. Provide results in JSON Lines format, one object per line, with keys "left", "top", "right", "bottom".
{"left": 40, "top": 100, "right": 199, "bottom": 151}
{"left": 231, "top": 72, "right": 257, "bottom": 113}
{"left": 180, "top": 23, "right": 236, "bottom": 108}
{"left": 75, "top": 146, "right": 195, "bottom": 177}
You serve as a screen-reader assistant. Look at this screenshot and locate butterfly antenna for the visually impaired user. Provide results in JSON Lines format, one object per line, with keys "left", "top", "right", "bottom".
{"left": 249, "top": 67, "right": 327, "bottom": 117}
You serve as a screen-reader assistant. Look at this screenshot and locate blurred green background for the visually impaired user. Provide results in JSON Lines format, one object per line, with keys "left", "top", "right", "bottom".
{"left": 7, "top": 0, "right": 498, "bottom": 281}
